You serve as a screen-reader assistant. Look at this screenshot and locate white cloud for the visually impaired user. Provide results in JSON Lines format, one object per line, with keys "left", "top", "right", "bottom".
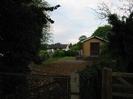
{"left": 50, "top": 24, "right": 69, "bottom": 35}
{"left": 46, "top": 0, "right": 110, "bottom": 43}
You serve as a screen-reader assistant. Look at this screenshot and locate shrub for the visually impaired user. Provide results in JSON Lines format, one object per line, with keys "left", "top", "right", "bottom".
{"left": 79, "top": 65, "right": 102, "bottom": 99}
{"left": 64, "top": 50, "right": 78, "bottom": 57}
{"left": 39, "top": 50, "right": 49, "bottom": 60}
{"left": 53, "top": 50, "right": 65, "bottom": 57}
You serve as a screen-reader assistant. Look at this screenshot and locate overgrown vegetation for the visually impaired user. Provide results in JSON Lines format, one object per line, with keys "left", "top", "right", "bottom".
{"left": 79, "top": 1, "right": 133, "bottom": 98}
{"left": 0, "top": 0, "right": 60, "bottom": 98}
{"left": 0, "top": 0, "right": 60, "bottom": 72}
{"left": 103, "top": 1, "right": 133, "bottom": 72}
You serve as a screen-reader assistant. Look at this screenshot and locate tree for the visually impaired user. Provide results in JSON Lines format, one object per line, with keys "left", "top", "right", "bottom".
{"left": 79, "top": 35, "right": 87, "bottom": 42}
{"left": 70, "top": 43, "right": 80, "bottom": 51}
{"left": 0, "top": 0, "right": 60, "bottom": 72}
{"left": 0, "top": 0, "right": 60, "bottom": 97}
{"left": 78, "top": 35, "right": 87, "bottom": 51}
{"left": 92, "top": 25, "right": 111, "bottom": 40}
{"left": 107, "top": 13, "right": 133, "bottom": 72}
{"left": 98, "top": 0, "right": 133, "bottom": 72}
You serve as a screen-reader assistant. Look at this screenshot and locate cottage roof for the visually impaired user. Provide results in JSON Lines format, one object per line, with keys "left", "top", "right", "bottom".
{"left": 47, "top": 43, "right": 68, "bottom": 49}
{"left": 81, "top": 36, "right": 108, "bottom": 43}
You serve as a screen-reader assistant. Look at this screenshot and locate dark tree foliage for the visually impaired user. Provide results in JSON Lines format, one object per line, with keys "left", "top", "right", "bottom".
{"left": 79, "top": 35, "right": 87, "bottom": 42}
{"left": 108, "top": 13, "right": 133, "bottom": 72}
{"left": 97, "top": 0, "right": 133, "bottom": 72}
{"left": 0, "top": 0, "right": 60, "bottom": 98}
{"left": 92, "top": 25, "right": 111, "bottom": 40}
{"left": 0, "top": 0, "right": 60, "bottom": 73}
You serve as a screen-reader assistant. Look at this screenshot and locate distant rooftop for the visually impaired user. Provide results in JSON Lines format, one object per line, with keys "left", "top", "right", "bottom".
{"left": 47, "top": 43, "right": 68, "bottom": 49}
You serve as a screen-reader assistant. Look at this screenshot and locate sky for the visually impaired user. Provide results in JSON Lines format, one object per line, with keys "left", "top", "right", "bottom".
{"left": 45, "top": 0, "right": 114, "bottom": 44}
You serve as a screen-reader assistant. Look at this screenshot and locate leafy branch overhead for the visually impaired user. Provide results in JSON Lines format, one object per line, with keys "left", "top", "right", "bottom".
{"left": 0, "top": 0, "right": 60, "bottom": 72}
{"left": 41, "top": 4, "right": 61, "bottom": 23}
{"left": 97, "top": 0, "right": 133, "bottom": 72}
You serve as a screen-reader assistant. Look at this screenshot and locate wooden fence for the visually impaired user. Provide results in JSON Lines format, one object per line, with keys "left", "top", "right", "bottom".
{"left": 102, "top": 68, "right": 133, "bottom": 99}
{"left": 0, "top": 72, "right": 70, "bottom": 99}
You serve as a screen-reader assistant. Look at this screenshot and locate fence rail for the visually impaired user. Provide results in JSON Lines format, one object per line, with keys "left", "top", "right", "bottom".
{"left": 112, "top": 72, "right": 133, "bottom": 77}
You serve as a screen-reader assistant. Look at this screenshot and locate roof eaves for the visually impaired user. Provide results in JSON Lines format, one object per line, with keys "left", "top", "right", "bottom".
{"left": 81, "top": 36, "right": 108, "bottom": 43}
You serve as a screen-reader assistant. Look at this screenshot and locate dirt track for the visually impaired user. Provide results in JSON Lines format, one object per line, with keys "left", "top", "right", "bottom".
{"left": 31, "top": 60, "right": 88, "bottom": 75}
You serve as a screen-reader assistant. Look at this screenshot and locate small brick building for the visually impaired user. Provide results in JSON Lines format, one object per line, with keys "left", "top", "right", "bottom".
{"left": 81, "top": 36, "right": 107, "bottom": 58}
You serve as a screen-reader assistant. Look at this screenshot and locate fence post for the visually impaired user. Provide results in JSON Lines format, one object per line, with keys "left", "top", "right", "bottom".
{"left": 101, "top": 68, "right": 112, "bottom": 99}
{"left": 70, "top": 72, "right": 80, "bottom": 99}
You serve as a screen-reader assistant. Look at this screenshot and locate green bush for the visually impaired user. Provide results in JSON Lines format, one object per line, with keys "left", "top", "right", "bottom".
{"left": 52, "top": 50, "right": 78, "bottom": 57}
{"left": 53, "top": 50, "right": 65, "bottom": 57}
{"left": 96, "top": 44, "right": 126, "bottom": 72}
{"left": 64, "top": 50, "right": 78, "bottom": 57}
{"left": 39, "top": 50, "right": 49, "bottom": 60}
